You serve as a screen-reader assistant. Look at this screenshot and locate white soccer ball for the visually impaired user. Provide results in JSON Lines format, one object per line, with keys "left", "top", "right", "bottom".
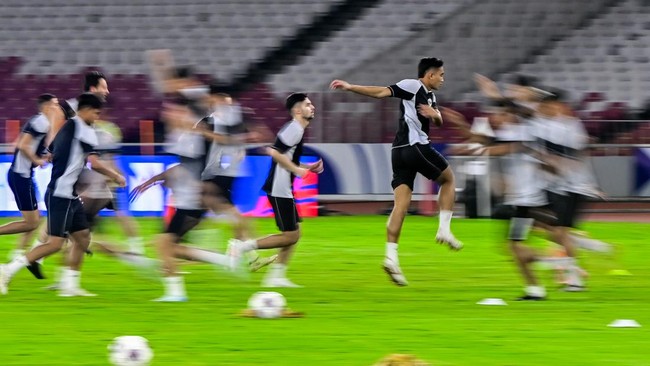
{"left": 247, "top": 291, "right": 286, "bottom": 319}
{"left": 108, "top": 336, "right": 154, "bottom": 366}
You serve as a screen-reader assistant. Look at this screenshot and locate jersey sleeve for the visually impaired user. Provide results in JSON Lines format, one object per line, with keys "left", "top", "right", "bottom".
{"left": 76, "top": 123, "right": 99, "bottom": 155}
{"left": 23, "top": 115, "right": 50, "bottom": 136}
{"left": 273, "top": 123, "right": 303, "bottom": 153}
{"left": 388, "top": 79, "right": 420, "bottom": 100}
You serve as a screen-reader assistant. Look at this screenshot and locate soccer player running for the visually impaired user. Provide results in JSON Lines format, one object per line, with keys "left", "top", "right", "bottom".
{"left": 330, "top": 57, "right": 462, "bottom": 286}
{"left": 0, "top": 94, "right": 58, "bottom": 261}
{"left": 227, "top": 93, "right": 323, "bottom": 288}
{"left": 0, "top": 93, "right": 126, "bottom": 297}
{"left": 199, "top": 84, "right": 276, "bottom": 270}
{"left": 137, "top": 105, "right": 243, "bottom": 302}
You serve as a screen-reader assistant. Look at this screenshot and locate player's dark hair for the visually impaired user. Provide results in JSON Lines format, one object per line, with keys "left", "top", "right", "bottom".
{"left": 37, "top": 93, "right": 56, "bottom": 108}
{"left": 175, "top": 66, "right": 194, "bottom": 79}
{"left": 511, "top": 74, "right": 537, "bottom": 87}
{"left": 417, "top": 57, "right": 444, "bottom": 78}
{"left": 285, "top": 93, "right": 308, "bottom": 111}
{"left": 83, "top": 71, "right": 106, "bottom": 92}
{"left": 209, "top": 82, "right": 232, "bottom": 96}
{"left": 77, "top": 93, "right": 103, "bottom": 110}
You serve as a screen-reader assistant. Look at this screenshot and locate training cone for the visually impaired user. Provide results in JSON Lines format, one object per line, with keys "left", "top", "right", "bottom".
{"left": 477, "top": 298, "right": 507, "bottom": 306}
{"left": 608, "top": 319, "right": 641, "bottom": 328}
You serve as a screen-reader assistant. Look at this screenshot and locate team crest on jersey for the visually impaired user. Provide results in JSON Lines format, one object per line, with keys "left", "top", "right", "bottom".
{"left": 427, "top": 98, "right": 433, "bottom": 106}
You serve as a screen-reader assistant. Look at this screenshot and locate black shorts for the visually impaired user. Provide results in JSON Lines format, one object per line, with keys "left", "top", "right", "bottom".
{"left": 165, "top": 208, "right": 206, "bottom": 239}
{"left": 548, "top": 191, "right": 584, "bottom": 228}
{"left": 8, "top": 170, "right": 39, "bottom": 211}
{"left": 268, "top": 195, "right": 301, "bottom": 232}
{"left": 391, "top": 144, "right": 449, "bottom": 190}
{"left": 45, "top": 190, "right": 89, "bottom": 237}
{"left": 203, "top": 176, "right": 235, "bottom": 204}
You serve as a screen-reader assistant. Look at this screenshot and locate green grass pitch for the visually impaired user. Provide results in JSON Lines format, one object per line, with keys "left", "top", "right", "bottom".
{"left": 0, "top": 216, "right": 648, "bottom": 365}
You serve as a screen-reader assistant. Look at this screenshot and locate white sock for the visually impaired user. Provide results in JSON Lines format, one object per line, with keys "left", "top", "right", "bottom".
{"left": 185, "top": 247, "right": 229, "bottom": 267}
{"left": 241, "top": 239, "right": 258, "bottom": 252}
{"left": 570, "top": 234, "right": 612, "bottom": 253}
{"left": 164, "top": 276, "right": 186, "bottom": 297}
{"left": 385, "top": 242, "right": 398, "bottom": 263}
{"left": 267, "top": 263, "right": 286, "bottom": 279}
{"left": 6, "top": 255, "right": 29, "bottom": 277}
{"left": 127, "top": 237, "right": 144, "bottom": 254}
{"left": 9, "top": 249, "right": 25, "bottom": 261}
{"left": 438, "top": 210, "right": 453, "bottom": 234}
{"left": 54, "top": 266, "right": 65, "bottom": 286}
{"left": 59, "top": 267, "right": 74, "bottom": 290}
{"left": 66, "top": 269, "right": 81, "bottom": 290}
{"left": 525, "top": 285, "right": 546, "bottom": 297}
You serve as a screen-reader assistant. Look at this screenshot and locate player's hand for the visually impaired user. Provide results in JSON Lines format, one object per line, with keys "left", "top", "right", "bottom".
{"left": 244, "top": 131, "right": 264, "bottom": 143}
{"left": 114, "top": 174, "right": 127, "bottom": 188}
{"left": 295, "top": 167, "right": 310, "bottom": 178}
{"left": 34, "top": 158, "right": 48, "bottom": 167}
{"left": 308, "top": 159, "right": 324, "bottom": 174}
{"left": 474, "top": 73, "right": 502, "bottom": 99}
{"left": 417, "top": 104, "right": 441, "bottom": 120}
{"left": 330, "top": 79, "right": 351, "bottom": 91}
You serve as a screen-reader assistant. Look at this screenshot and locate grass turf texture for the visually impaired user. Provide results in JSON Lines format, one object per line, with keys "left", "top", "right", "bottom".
{"left": 0, "top": 216, "right": 648, "bottom": 365}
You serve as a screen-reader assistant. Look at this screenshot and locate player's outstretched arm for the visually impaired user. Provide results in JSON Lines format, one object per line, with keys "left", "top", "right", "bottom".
{"left": 474, "top": 73, "right": 503, "bottom": 100}
{"left": 330, "top": 79, "right": 391, "bottom": 99}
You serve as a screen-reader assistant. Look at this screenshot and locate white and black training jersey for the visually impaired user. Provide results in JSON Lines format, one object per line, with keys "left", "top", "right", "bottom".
{"left": 263, "top": 120, "right": 304, "bottom": 199}
{"left": 10, "top": 113, "right": 50, "bottom": 178}
{"left": 495, "top": 120, "right": 547, "bottom": 207}
{"left": 47, "top": 116, "right": 98, "bottom": 199}
{"left": 202, "top": 104, "right": 247, "bottom": 179}
{"left": 533, "top": 116, "right": 599, "bottom": 197}
{"left": 388, "top": 79, "right": 436, "bottom": 148}
{"left": 77, "top": 122, "right": 122, "bottom": 199}
{"left": 165, "top": 124, "right": 208, "bottom": 210}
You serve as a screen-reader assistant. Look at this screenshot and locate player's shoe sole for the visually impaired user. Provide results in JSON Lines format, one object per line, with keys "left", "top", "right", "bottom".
{"left": 562, "top": 285, "right": 586, "bottom": 292}
{"left": 249, "top": 254, "right": 278, "bottom": 272}
{"left": 262, "top": 278, "right": 303, "bottom": 288}
{"left": 58, "top": 288, "right": 97, "bottom": 297}
{"left": 436, "top": 232, "right": 463, "bottom": 251}
{"left": 382, "top": 259, "right": 408, "bottom": 286}
{"left": 152, "top": 295, "right": 188, "bottom": 302}
{"left": 515, "top": 294, "right": 546, "bottom": 301}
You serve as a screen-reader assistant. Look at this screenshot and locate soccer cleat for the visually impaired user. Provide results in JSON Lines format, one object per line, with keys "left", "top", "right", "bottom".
{"left": 226, "top": 239, "right": 244, "bottom": 272}
{"left": 0, "top": 265, "right": 9, "bottom": 295}
{"left": 58, "top": 288, "right": 97, "bottom": 297}
{"left": 382, "top": 258, "right": 408, "bottom": 286}
{"left": 562, "top": 284, "right": 586, "bottom": 292}
{"left": 436, "top": 232, "right": 463, "bottom": 251}
{"left": 249, "top": 254, "right": 278, "bottom": 272}
{"left": 262, "top": 277, "right": 302, "bottom": 288}
{"left": 515, "top": 294, "right": 546, "bottom": 301}
{"left": 26, "top": 262, "right": 46, "bottom": 280}
{"left": 44, "top": 283, "right": 60, "bottom": 291}
{"left": 152, "top": 295, "right": 188, "bottom": 302}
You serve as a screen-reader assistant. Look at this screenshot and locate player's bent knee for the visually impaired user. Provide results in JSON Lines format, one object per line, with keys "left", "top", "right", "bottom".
{"left": 284, "top": 230, "right": 300, "bottom": 245}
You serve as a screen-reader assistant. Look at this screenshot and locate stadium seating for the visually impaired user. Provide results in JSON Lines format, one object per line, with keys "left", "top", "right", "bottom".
{"left": 0, "top": 1, "right": 339, "bottom": 79}
{"left": 268, "top": 0, "right": 476, "bottom": 96}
